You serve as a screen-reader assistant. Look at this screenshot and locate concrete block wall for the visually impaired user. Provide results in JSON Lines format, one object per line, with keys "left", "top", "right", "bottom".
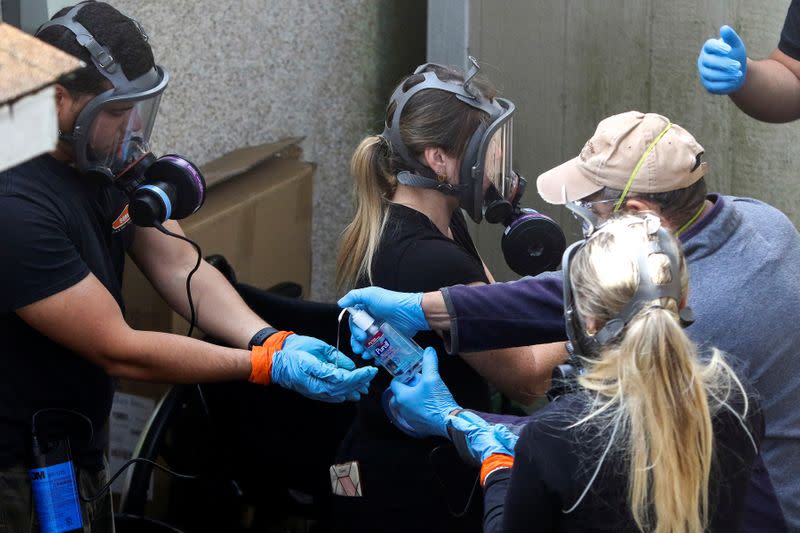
{"left": 468, "top": 0, "right": 800, "bottom": 282}
{"left": 109, "top": 0, "right": 424, "bottom": 301}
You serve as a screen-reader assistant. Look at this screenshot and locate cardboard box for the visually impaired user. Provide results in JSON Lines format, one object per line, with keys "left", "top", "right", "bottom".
{"left": 121, "top": 137, "right": 314, "bottom": 335}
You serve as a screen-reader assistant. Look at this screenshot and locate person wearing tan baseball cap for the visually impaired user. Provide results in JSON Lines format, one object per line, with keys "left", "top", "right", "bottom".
{"left": 537, "top": 111, "right": 713, "bottom": 237}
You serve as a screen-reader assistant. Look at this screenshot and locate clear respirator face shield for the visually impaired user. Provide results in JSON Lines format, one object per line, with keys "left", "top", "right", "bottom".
{"left": 467, "top": 101, "right": 521, "bottom": 224}
{"left": 76, "top": 72, "right": 167, "bottom": 183}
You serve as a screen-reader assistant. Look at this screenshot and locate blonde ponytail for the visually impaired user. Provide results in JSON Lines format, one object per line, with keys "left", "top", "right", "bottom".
{"left": 336, "top": 136, "right": 395, "bottom": 293}
{"left": 607, "top": 306, "right": 712, "bottom": 532}
{"left": 571, "top": 217, "right": 751, "bottom": 533}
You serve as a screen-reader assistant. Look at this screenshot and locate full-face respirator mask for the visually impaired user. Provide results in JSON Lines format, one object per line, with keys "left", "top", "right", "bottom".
{"left": 382, "top": 58, "right": 565, "bottom": 277}
{"left": 37, "top": 2, "right": 205, "bottom": 227}
{"left": 548, "top": 210, "right": 696, "bottom": 399}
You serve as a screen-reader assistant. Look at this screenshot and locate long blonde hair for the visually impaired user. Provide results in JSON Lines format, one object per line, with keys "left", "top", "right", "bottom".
{"left": 336, "top": 135, "right": 395, "bottom": 293}
{"left": 569, "top": 216, "right": 752, "bottom": 533}
{"left": 335, "top": 65, "right": 496, "bottom": 293}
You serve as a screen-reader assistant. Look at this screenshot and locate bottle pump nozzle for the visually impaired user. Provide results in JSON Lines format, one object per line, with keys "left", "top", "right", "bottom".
{"left": 348, "top": 307, "right": 376, "bottom": 332}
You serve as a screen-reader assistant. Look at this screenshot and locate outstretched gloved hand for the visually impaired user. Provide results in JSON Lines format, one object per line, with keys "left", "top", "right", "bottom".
{"left": 282, "top": 333, "right": 357, "bottom": 370}
{"left": 388, "top": 347, "right": 459, "bottom": 438}
{"left": 447, "top": 410, "right": 519, "bottom": 463}
{"left": 249, "top": 331, "right": 377, "bottom": 402}
{"left": 271, "top": 350, "right": 376, "bottom": 402}
{"left": 698, "top": 25, "right": 748, "bottom": 94}
{"left": 338, "top": 287, "right": 428, "bottom": 358}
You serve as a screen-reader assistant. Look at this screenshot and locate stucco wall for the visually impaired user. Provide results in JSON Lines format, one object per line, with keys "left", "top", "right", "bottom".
{"left": 109, "top": 0, "right": 424, "bottom": 301}
{"left": 468, "top": 0, "right": 800, "bottom": 281}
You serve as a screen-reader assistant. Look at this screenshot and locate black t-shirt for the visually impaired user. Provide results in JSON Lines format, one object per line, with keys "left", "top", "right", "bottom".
{"left": 779, "top": 0, "right": 800, "bottom": 60}
{"left": 354, "top": 204, "right": 492, "bottom": 431}
{"left": 483, "top": 390, "right": 764, "bottom": 532}
{"left": 0, "top": 155, "right": 134, "bottom": 469}
{"left": 333, "top": 204, "right": 491, "bottom": 533}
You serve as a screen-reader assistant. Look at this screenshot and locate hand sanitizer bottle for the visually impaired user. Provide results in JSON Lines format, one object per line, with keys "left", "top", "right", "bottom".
{"left": 348, "top": 307, "right": 422, "bottom": 383}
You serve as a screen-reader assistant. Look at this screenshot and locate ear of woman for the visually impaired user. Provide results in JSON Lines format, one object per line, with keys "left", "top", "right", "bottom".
{"left": 422, "top": 146, "right": 459, "bottom": 184}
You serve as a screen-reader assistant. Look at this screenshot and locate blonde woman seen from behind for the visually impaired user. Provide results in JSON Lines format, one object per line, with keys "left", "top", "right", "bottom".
{"left": 390, "top": 214, "right": 763, "bottom": 532}
{"left": 562, "top": 214, "right": 758, "bottom": 532}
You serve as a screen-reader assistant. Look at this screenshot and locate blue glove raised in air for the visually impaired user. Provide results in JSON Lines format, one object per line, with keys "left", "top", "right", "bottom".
{"left": 271, "top": 348, "right": 377, "bottom": 403}
{"left": 338, "top": 287, "right": 428, "bottom": 358}
{"left": 388, "top": 347, "right": 459, "bottom": 438}
{"left": 698, "top": 25, "right": 747, "bottom": 94}
{"left": 447, "top": 411, "right": 519, "bottom": 463}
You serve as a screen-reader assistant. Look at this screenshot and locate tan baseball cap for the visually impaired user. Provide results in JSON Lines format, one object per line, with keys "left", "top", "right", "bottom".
{"left": 537, "top": 111, "right": 708, "bottom": 204}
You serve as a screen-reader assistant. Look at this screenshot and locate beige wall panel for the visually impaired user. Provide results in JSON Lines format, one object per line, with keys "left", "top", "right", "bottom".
{"left": 561, "top": 0, "right": 652, "bottom": 143}
{"left": 470, "top": 0, "right": 571, "bottom": 281}
{"left": 649, "top": 0, "right": 736, "bottom": 193}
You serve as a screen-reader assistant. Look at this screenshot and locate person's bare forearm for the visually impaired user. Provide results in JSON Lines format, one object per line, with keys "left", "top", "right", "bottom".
{"left": 462, "top": 342, "right": 568, "bottom": 405}
{"left": 130, "top": 222, "right": 268, "bottom": 349}
{"left": 164, "top": 260, "right": 267, "bottom": 347}
{"left": 422, "top": 290, "right": 450, "bottom": 330}
{"left": 149, "top": 254, "right": 268, "bottom": 347}
{"left": 17, "top": 272, "right": 255, "bottom": 384}
{"left": 731, "top": 53, "right": 800, "bottom": 122}
{"left": 105, "top": 327, "right": 252, "bottom": 383}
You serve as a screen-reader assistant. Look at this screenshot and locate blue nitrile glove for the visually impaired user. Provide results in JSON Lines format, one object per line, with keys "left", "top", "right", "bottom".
{"left": 338, "top": 287, "right": 427, "bottom": 358}
{"left": 347, "top": 315, "right": 369, "bottom": 357}
{"left": 271, "top": 350, "right": 377, "bottom": 403}
{"left": 388, "top": 347, "right": 459, "bottom": 438}
{"left": 282, "top": 334, "right": 357, "bottom": 370}
{"left": 698, "top": 25, "right": 747, "bottom": 94}
{"left": 447, "top": 411, "right": 519, "bottom": 463}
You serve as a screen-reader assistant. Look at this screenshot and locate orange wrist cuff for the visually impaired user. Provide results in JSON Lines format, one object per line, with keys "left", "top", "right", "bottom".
{"left": 480, "top": 453, "right": 514, "bottom": 487}
{"left": 248, "top": 330, "right": 294, "bottom": 385}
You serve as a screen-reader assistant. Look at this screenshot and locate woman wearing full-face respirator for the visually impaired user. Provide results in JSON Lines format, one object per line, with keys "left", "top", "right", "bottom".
{"left": 332, "top": 60, "right": 567, "bottom": 532}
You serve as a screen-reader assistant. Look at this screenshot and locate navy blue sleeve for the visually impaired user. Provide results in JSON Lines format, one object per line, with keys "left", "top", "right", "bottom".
{"left": 779, "top": 0, "right": 800, "bottom": 60}
{"left": 482, "top": 468, "right": 512, "bottom": 533}
{"left": 441, "top": 271, "right": 567, "bottom": 353}
{"left": 0, "top": 195, "right": 89, "bottom": 311}
{"left": 465, "top": 410, "right": 531, "bottom": 432}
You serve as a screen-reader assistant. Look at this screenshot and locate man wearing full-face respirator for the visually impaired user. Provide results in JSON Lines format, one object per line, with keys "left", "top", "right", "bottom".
{"left": 0, "top": 3, "right": 375, "bottom": 531}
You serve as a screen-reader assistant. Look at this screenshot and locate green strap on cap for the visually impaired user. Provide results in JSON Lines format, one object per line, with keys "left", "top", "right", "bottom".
{"left": 613, "top": 121, "right": 673, "bottom": 212}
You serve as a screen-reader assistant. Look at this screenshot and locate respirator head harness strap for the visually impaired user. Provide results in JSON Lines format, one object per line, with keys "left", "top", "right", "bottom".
{"left": 381, "top": 58, "right": 505, "bottom": 201}
{"left": 38, "top": 2, "right": 158, "bottom": 91}
{"left": 36, "top": 2, "right": 169, "bottom": 182}
{"left": 562, "top": 213, "right": 695, "bottom": 359}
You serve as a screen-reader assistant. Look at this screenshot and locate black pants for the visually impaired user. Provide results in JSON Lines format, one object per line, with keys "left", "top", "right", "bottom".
{"left": 330, "top": 423, "right": 483, "bottom": 533}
